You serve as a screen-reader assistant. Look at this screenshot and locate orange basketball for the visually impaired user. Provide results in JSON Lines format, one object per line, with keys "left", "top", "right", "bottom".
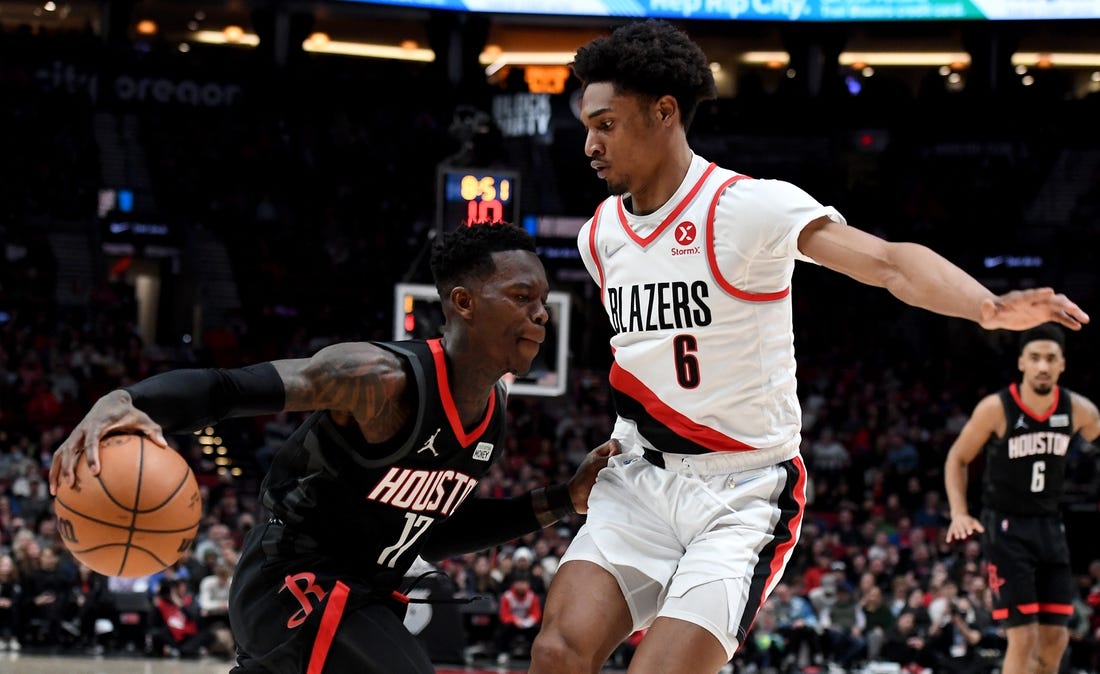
{"left": 53, "top": 433, "right": 202, "bottom": 578}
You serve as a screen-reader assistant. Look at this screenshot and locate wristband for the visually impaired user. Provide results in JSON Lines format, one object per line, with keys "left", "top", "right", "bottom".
{"left": 532, "top": 484, "right": 576, "bottom": 528}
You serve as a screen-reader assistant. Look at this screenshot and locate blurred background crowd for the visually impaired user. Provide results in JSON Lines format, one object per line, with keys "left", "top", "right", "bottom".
{"left": 2, "top": 2, "right": 1100, "bottom": 672}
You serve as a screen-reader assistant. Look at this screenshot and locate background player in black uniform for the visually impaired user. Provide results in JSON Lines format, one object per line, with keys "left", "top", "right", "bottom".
{"left": 945, "top": 324, "right": 1100, "bottom": 674}
{"left": 48, "top": 222, "right": 619, "bottom": 673}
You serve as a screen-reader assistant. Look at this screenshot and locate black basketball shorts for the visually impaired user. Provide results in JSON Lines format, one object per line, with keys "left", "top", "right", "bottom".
{"left": 228, "top": 522, "right": 435, "bottom": 674}
{"left": 979, "top": 511, "right": 1074, "bottom": 628}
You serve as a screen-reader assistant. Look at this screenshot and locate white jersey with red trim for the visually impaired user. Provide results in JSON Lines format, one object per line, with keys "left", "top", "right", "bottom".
{"left": 578, "top": 154, "right": 845, "bottom": 463}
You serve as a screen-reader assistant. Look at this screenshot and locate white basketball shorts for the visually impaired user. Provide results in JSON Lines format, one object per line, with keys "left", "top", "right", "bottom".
{"left": 560, "top": 449, "right": 806, "bottom": 658}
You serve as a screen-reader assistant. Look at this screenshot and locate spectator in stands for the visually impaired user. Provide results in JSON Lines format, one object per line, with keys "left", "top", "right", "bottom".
{"left": 889, "top": 574, "right": 917, "bottom": 617}
{"left": 465, "top": 554, "right": 500, "bottom": 598}
{"left": 503, "top": 546, "right": 546, "bottom": 599}
{"left": 802, "top": 551, "right": 835, "bottom": 593}
{"left": 70, "top": 561, "right": 112, "bottom": 654}
{"left": 743, "top": 604, "right": 789, "bottom": 671}
{"left": 197, "top": 559, "right": 232, "bottom": 631}
{"left": 151, "top": 578, "right": 214, "bottom": 658}
{"left": 861, "top": 584, "right": 896, "bottom": 661}
{"left": 834, "top": 506, "right": 867, "bottom": 552}
{"left": 769, "top": 580, "right": 820, "bottom": 668}
{"left": 187, "top": 545, "right": 220, "bottom": 593}
{"left": 106, "top": 573, "right": 155, "bottom": 653}
{"left": 531, "top": 538, "right": 560, "bottom": 583}
{"left": 496, "top": 571, "right": 542, "bottom": 665}
{"left": 913, "top": 490, "right": 948, "bottom": 535}
{"left": 11, "top": 465, "right": 50, "bottom": 526}
{"left": 881, "top": 610, "right": 930, "bottom": 670}
{"left": 809, "top": 566, "right": 842, "bottom": 616}
{"left": 0, "top": 553, "right": 22, "bottom": 652}
{"left": 24, "top": 544, "right": 76, "bottom": 647}
{"left": 809, "top": 426, "right": 850, "bottom": 478}
{"left": 820, "top": 581, "right": 867, "bottom": 669}
{"left": 926, "top": 596, "right": 986, "bottom": 674}
{"left": 148, "top": 560, "right": 191, "bottom": 602}
{"left": 927, "top": 577, "right": 960, "bottom": 628}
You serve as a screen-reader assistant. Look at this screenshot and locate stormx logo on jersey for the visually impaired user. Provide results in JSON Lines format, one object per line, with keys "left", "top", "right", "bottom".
{"left": 672, "top": 221, "right": 700, "bottom": 256}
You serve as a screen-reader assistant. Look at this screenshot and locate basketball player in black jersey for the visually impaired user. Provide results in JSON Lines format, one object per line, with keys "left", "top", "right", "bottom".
{"left": 945, "top": 324, "right": 1100, "bottom": 674}
{"left": 48, "top": 222, "right": 619, "bottom": 673}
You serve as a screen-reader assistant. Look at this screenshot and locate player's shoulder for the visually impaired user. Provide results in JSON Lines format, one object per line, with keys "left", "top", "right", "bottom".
{"left": 1068, "top": 388, "right": 1100, "bottom": 417}
{"left": 972, "top": 392, "right": 1008, "bottom": 420}
{"left": 315, "top": 341, "right": 414, "bottom": 381}
{"left": 714, "top": 174, "right": 824, "bottom": 217}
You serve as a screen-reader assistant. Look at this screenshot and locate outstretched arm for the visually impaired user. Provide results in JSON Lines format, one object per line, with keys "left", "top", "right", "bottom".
{"left": 797, "top": 217, "right": 1089, "bottom": 331}
{"left": 943, "top": 394, "right": 1002, "bottom": 543}
{"left": 50, "top": 342, "right": 406, "bottom": 493}
{"left": 421, "top": 440, "right": 619, "bottom": 560}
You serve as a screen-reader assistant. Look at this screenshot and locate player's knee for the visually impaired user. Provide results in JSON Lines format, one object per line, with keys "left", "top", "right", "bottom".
{"left": 531, "top": 627, "right": 596, "bottom": 673}
{"left": 1009, "top": 623, "right": 1040, "bottom": 651}
{"left": 530, "top": 628, "right": 571, "bottom": 664}
{"left": 1035, "top": 651, "right": 1060, "bottom": 673}
{"left": 1035, "top": 628, "right": 1069, "bottom": 671}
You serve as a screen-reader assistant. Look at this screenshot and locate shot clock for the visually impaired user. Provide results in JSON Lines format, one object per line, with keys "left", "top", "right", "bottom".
{"left": 435, "top": 166, "right": 520, "bottom": 233}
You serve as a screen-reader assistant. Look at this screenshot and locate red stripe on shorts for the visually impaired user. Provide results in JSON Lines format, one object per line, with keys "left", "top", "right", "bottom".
{"left": 1039, "top": 603, "right": 1074, "bottom": 615}
{"left": 766, "top": 454, "right": 807, "bottom": 587}
{"left": 306, "top": 580, "right": 350, "bottom": 674}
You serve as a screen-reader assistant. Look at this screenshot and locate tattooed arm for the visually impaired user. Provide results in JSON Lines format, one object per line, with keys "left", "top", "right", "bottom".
{"left": 50, "top": 342, "right": 408, "bottom": 493}
{"left": 273, "top": 343, "right": 409, "bottom": 443}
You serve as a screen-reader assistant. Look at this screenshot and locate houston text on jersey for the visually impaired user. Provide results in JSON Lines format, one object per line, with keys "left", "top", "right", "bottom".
{"left": 366, "top": 467, "right": 479, "bottom": 515}
{"left": 1007, "top": 432, "right": 1070, "bottom": 459}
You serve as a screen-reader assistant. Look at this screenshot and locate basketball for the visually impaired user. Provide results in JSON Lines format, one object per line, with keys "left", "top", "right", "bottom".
{"left": 53, "top": 433, "right": 202, "bottom": 578}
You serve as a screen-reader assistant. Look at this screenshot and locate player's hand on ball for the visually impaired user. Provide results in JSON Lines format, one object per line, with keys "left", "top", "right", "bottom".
{"left": 49, "top": 389, "right": 170, "bottom": 495}
{"left": 54, "top": 433, "right": 201, "bottom": 577}
{"left": 567, "top": 439, "right": 621, "bottom": 514}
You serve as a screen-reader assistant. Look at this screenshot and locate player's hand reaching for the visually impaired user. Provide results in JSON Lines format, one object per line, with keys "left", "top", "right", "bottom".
{"left": 979, "top": 288, "right": 1089, "bottom": 331}
{"left": 566, "top": 439, "right": 621, "bottom": 514}
{"left": 49, "top": 389, "right": 170, "bottom": 495}
{"left": 945, "top": 513, "right": 984, "bottom": 543}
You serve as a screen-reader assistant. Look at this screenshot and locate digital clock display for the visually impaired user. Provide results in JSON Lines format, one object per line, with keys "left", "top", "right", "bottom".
{"left": 436, "top": 167, "right": 520, "bottom": 233}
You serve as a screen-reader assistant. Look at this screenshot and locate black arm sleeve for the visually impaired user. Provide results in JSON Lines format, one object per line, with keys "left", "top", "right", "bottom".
{"left": 419, "top": 484, "right": 573, "bottom": 561}
{"left": 124, "top": 363, "right": 286, "bottom": 434}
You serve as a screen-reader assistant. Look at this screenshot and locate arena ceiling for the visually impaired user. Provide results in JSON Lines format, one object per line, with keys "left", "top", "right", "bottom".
{"left": 2, "top": 0, "right": 1099, "bottom": 75}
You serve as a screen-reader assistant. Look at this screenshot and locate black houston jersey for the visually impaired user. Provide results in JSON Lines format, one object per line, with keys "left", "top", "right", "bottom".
{"left": 259, "top": 339, "right": 507, "bottom": 584}
{"left": 982, "top": 383, "right": 1074, "bottom": 516}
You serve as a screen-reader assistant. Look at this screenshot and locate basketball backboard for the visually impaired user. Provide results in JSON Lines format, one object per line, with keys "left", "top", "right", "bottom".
{"left": 392, "top": 283, "right": 570, "bottom": 397}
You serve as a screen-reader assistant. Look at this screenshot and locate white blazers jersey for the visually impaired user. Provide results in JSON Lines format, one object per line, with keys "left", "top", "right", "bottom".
{"left": 579, "top": 154, "right": 845, "bottom": 464}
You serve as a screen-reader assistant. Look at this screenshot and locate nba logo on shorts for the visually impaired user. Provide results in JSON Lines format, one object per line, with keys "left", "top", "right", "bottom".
{"left": 1001, "top": 519, "right": 1009, "bottom": 532}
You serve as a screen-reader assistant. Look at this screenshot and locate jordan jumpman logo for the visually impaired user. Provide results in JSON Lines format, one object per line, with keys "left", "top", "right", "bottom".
{"left": 417, "top": 427, "right": 442, "bottom": 456}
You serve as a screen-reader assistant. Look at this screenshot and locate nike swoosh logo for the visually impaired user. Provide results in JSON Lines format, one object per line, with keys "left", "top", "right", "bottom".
{"left": 603, "top": 242, "right": 626, "bottom": 258}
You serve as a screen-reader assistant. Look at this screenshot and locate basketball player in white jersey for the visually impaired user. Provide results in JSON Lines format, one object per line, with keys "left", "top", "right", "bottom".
{"left": 528, "top": 20, "right": 1090, "bottom": 674}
